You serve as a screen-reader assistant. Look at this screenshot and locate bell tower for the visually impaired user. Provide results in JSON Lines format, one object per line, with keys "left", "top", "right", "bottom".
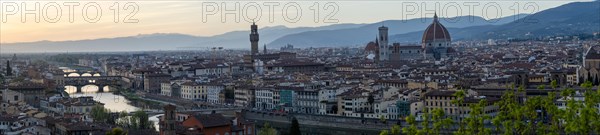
{"left": 161, "top": 104, "right": 176, "bottom": 135}
{"left": 250, "top": 22, "right": 259, "bottom": 55}
{"left": 378, "top": 24, "right": 389, "bottom": 61}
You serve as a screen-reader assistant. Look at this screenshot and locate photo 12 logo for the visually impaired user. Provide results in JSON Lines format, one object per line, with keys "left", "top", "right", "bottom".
{"left": 400, "top": 1, "right": 539, "bottom": 24}
{"left": 201, "top": 1, "right": 340, "bottom": 24}
{"left": 0, "top": 1, "right": 139, "bottom": 23}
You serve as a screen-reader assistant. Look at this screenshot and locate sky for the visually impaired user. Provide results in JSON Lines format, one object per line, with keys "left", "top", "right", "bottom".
{"left": 0, "top": 0, "right": 588, "bottom": 43}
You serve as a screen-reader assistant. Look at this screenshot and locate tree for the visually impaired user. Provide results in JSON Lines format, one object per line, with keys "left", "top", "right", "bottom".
{"left": 419, "top": 109, "right": 431, "bottom": 135}
{"left": 133, "top": 110, "right": 151, "bottom": 129}
{"left": 5, "top": 60, "right": 12, "bottom": 76}
{"left": 380, "top": 115, "right": 387, "bottom": 124}
{"left": 115, "top": 110, "right": 153, "bottom": 130}
{"left": 258, "top": 122, "right": 277, "bottom": 135}
{"left": 522, "top": 96, "right": 542, "bottom": 135}
{"left": 537, "top": 85, "right": 545, "bottom": 90}
{"left": 106, "top": 127, "right": 127, "bottom": 135}
{"left": 401, "top": 115, "right": 418, "bottom": 135}
{"left": 290, "top": 117, "right": 301, "bottom": 135}
{"left": 550, "top": 80, "right": 558, "bottom": 90}
{"left": 379, "top": 130, "right": 389, "bottom": 135}
{"left": 493, "top": 87, "right": 517, "bottom": 135}
{"left": 390, "top": 124, "right": 401, "bottom": 135}
{"left": 91, "top": 106, "right": 110, "bottom": 123}
{"left": 543, "top": 92, "right": 562, "bottom": 135}
{"left": 452, "top": 89, "right": 466, "bottom": 132}
{"left": 368, "top": 93, "right": 375, "bottom": 105}
{"left": 463, "top": 99, "right": 491, "bottom": 135}
{"left": 431, "top": 108, "right": 453, "bottom": 134}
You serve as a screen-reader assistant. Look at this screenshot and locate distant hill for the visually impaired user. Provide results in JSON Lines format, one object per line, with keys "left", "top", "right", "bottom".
{"left": 0, "top": 23, "right": 366, "bottom": 53}
{"left": 188, "top": 23, "right": 367, "bottom": 49}
{"left": 289, "top": 0, "right": 600, "bottom": 46}
{"left": 6, "top": 0, "right": 599, "bottom": 52}
{"left": 475, "top": 1, "right": 600, "bottom": 39}
{"left": 389, "top": 25, "right": 497, "bottom": 44}
{"left": 1, "top": 33, "right": 206, "bottom": 53}
{"left": 267, "top": 14, "right": 527, "bottom": 48}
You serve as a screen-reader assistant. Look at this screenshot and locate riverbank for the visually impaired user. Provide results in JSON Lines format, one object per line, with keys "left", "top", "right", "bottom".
{"left": 116, "top": 90, "right": 164, "bottom": 110}
{"left": 244, "top": 110, "right": 389, "bottom": 134}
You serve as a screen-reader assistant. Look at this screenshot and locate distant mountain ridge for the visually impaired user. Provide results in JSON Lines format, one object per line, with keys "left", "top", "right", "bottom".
{"left": 0, "top": 23, "right": 366, "bottom": 52}
{"left": 2, "top": 0, "right": 598, "bottom": 52}
{"left": 474, "top": 0, "right": 600, "bottom": 39}
{"left": 267, "top": 14, "right": 527, "bottom": 48}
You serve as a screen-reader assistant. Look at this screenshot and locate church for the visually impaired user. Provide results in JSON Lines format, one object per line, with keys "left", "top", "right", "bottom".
{"left": 367, "top": 13, "right": 454, "bottom": 61}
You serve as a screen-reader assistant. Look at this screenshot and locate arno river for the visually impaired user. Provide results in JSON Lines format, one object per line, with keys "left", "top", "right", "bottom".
{"left": 64, "top": 85, "right": 162, "bottom": 131}
{"left": 62, "top": 67, "right": 162, "bottom": 130}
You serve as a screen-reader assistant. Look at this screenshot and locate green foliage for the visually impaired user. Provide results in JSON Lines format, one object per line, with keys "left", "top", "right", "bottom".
{"left": 461, "top": 99, "right": 491, "bottom": 135}
{"left": 379, "top": 130, "right": 389, "bottom": 135}
{"left": 537, "top": 85, "right": 546, "bottom": 90}
{"left": 390, "top": 124, "right": 401, "bottom": 135}
{"left": 106, "top": 127, "right": 127, "bottom": 135}
{"left": 258, "top": 122, "right": 277, "bottom": 135}
{"left": 431, "top": 108, "right": 453, "bottom": 134}
{"left": 116, "top": 110, "right": 153, "bottom": 130}
{"left": 551, "top": 80, "right": 558, "bottom": 90}
{"left": 401, "top": 115, "right": 418, "bottom": 135}
{"left": 49, "top": 54, "right": 80, "bottom": 64}
{"left": 91, "top": 105, "right": 111, "bottom": 123}
{"left": 451, "top": 89, "right": 467, "bottom": 133}
{"left": 380, "top": 115, "right": 387, "bottom": 124}
{"left": 394, "top": 82, "right": 600, "bottom": 134}
{"left": 419, "top": 109, "right": 431, "bottom": 135}
{"left": 368, "top": 93, "right": 375, "bottom": 105}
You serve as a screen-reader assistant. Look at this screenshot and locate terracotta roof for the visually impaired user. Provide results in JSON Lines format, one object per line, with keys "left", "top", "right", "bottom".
{"left": 422, "top": 13, "right": 451, "bottom": 45}
{"left": 365, "top": 41, "right": 378, "bottom": 52}
{"left": 193, "top": 113, "right": 231, "bottom": 128}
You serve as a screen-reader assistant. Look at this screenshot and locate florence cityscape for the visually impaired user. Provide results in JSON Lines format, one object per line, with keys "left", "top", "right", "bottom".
{"left": 1, "top": 0, "right": 600, "bottom": 135}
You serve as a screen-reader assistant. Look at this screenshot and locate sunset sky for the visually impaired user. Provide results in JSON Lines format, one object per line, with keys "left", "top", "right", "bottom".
{"left": 0, "top": 0, "right": 586, "bottom": 43}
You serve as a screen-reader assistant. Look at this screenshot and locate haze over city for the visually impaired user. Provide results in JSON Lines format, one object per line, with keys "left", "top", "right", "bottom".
{"left": 0, "top": 0, "right": 600, "bottom": 135}
{"left": 0, "top": 1, "right": 584, "bottom": 43}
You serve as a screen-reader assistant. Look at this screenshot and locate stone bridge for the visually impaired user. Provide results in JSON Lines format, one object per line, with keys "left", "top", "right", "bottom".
{"left": 143, "top": 108, "right": 243, "bottom": 116}
{"left": 63, "top": 71, "right": 102, "bottom": 77}
{"left": 56, "top": 76, "right": 125, "bottom": 93}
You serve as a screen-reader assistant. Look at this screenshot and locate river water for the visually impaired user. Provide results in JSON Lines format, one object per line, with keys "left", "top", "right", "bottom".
{"left": 61, "top": 66, "right": 162, "bottom": 131}
{"left": 65, "top": 85, "right": 162, "bottom": 131}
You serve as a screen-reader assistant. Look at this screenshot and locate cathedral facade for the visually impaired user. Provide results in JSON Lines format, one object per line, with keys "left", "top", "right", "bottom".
{"left": 371, "top": 13, "right": 453, "bottom": 61}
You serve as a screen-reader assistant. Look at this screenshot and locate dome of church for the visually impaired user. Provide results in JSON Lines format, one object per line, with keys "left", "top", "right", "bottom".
{"left": 422, "top": 13, "right": 451, "bottom": 47}
{"left": 365, "top": 41, "right": 378, "bottom": 52}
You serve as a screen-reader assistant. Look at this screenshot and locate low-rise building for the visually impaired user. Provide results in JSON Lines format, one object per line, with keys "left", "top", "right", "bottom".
{"left": 40, "top": 96, "right": 103, "bottom": 116}
{"left": 181, "top": 82, "right": 207, "bottom": 101}
{"left": 206, "top": 84, "right": 225, "bottom": 104}
{"left": 144, "top": 74, "right": 171, "bottom": 94}
{"left": 296, "top": 90, "right": 319, "bottom": 114}
{"left": 234, "top": 86, "right": 255, "bottom": 108}
{"left": 8, "top": 82, "right": 45, "bottom": 108}
{"left": 255, "top": 88, "right": 275, "bottom": 111}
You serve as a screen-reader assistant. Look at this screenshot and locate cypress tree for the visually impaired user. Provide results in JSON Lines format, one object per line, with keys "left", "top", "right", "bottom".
{"left": 290, "top": 117, "right": 301, "bottom": 135}
{"left": 6, "top": 60, "right": 12, "bottom": 76}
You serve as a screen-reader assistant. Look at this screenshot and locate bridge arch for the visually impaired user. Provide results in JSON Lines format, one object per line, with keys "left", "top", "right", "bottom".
{"left": 64, "top": 84, "right": 111, "bottom": 93}
{"left": 81, "top": 73, "right": 93, "bottom": 77}
{"left": 67, "top": 73, "right": 81, "bottom": 77}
